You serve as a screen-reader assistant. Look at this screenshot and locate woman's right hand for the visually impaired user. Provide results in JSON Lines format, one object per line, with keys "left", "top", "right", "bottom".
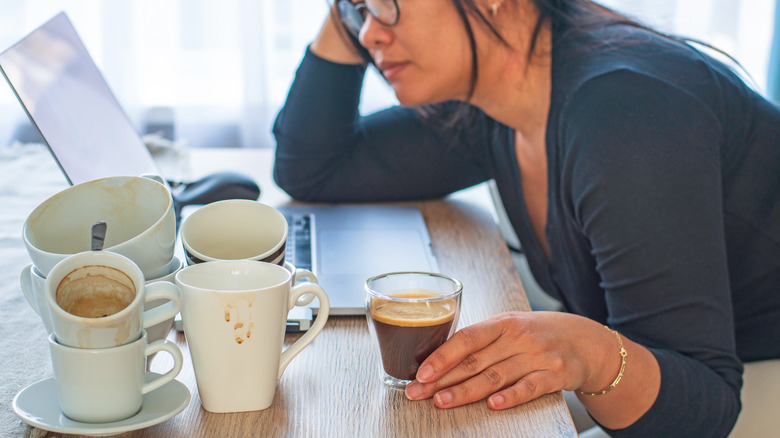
{"left": 404, "top": 311, "right": 661, "bottom": 430}
{"left": 310, "top": 3, "right": 367, "bottom": 65}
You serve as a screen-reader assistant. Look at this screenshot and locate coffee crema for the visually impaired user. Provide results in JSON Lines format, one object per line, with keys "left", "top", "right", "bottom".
{"left": 369, "top": 289, "right": 457, "bottom": 380}
{"left": 56, "top": 265, "right": 136, "bottom": 318}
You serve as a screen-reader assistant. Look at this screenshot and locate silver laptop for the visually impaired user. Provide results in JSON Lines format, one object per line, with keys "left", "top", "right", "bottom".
{"left": 1, "top": 12, "right": 440, "bottom": 325}
{"left": 277, "top": 204, "right": 439, "bottom": 316}
{"left": 0, "top": 12, "right": 159, "bottom": 185}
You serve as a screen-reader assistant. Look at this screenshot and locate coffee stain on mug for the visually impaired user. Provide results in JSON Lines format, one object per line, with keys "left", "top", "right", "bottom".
{"left": 114, "top": 318, "right": 133, "bottom": 347}
{"left": 77, "top": 327, "right": 94, "bottom": 348}
{"left": 220, "top": 297, "right": 255, "bottom": 344}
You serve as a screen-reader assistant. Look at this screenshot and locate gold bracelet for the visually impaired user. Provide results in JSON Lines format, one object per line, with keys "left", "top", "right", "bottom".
{"left": 579, "top": 325, "right": 628, "bottom": 396}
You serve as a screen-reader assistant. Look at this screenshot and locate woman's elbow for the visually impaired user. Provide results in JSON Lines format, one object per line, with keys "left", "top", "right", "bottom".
{"left": 272, "top": 163, "right": 323, "bottom": 202}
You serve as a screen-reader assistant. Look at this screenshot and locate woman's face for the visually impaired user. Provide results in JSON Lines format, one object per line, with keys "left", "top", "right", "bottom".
{"left": 358, "top": 0, "right": 477, "bottom": 106}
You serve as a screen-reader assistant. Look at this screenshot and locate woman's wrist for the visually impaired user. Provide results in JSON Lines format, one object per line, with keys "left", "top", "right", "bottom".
{"left": 311, "top": 7, "right": 366, "bottom": 65}
{"left": 578, "top": 326, "right": 627, "bottom": 396}
{"left": 575, "top": 321, "right": 631, "bottom": 395}
{"left": 574, "top": 322, "right": 661, "bottom": 429}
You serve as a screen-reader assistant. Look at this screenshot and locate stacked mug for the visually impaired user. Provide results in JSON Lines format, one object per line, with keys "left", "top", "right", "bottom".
{"left": 20, "top": 175, "right": 183, "bottom": 342}
{"left": 19, "top": 175, "right": 185, "bottom": 422}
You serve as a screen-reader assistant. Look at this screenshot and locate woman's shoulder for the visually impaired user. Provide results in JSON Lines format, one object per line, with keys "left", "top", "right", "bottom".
{"left": 552, "top": 25, "right": 744, "bottom": 99}
{"left": 547, "top": 27, "right": 731, "bottom": 178}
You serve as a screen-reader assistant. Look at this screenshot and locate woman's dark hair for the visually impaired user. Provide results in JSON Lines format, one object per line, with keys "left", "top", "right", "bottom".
{"left": 331, "top": 0, "right": 735, "bottom": 127}
{"left": 334, "top": 0, "right": 655, "bottom": 92}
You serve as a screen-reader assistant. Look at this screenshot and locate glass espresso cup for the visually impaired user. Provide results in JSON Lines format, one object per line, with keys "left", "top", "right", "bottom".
{"left": 365, "top": 272, "right": 463, "bottom": 389}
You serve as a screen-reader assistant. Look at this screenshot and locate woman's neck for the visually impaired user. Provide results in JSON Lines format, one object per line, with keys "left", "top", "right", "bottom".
{"left": 469, "top": 11, "right": 552, "bottom": 146}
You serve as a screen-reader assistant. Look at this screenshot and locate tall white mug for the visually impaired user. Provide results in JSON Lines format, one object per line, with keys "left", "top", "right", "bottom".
{"left": 175, "top": 260, "right": 330, "bottom": 413}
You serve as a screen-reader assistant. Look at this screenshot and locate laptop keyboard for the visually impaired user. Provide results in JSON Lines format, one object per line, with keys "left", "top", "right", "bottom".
{"left": 284, "top": 213, "right": 313, "bottom": 271}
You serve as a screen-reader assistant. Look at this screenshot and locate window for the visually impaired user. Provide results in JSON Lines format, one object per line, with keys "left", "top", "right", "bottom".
{"left": 0, "top": 1, "right": 775, "bottom": 148}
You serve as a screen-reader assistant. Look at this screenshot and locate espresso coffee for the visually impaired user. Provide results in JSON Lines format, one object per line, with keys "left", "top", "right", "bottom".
{"left": 56, "top": 265, "right": 136, "bottom": 318}
{"left": 369, "top": 289, "right": 457, "bottom": 380}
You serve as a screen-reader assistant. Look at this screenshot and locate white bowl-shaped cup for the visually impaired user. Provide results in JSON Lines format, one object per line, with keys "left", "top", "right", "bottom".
{"left": 23, "top": 175, "right": 175, "bottom": 280}
{"left": 180, "top": 199, "right": 287, "bottom": 267}
{"left": 181, "top": 201, "right": 319, "bottom": 306}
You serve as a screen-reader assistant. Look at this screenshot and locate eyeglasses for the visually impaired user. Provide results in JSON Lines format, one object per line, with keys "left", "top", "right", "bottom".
{"left": 337, "top": 0, "right": 400, "bottom": 38}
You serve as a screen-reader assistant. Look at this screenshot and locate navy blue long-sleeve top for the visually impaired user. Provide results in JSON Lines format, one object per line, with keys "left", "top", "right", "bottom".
{"left": 273, "top": 24, "right": 780, "bottom": 437}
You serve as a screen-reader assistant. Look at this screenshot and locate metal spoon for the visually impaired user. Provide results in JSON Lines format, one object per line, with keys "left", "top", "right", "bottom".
{"left": 91, "top": 221, "right": 107, "bottom": 251}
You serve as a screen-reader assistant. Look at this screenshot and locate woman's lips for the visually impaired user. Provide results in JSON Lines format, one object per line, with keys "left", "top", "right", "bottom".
{"left": 377, "top": 61, "right": 407, "bottom": 80}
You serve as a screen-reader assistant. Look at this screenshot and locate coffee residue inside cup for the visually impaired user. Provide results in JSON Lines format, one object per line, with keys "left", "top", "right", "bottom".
{"left": 56, "top": 265, "right": 136, "bottom": 318}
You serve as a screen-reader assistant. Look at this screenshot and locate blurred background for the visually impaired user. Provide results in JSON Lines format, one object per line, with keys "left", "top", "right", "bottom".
{"left": 0, "top": 0, "right": 777, "bottom": 149}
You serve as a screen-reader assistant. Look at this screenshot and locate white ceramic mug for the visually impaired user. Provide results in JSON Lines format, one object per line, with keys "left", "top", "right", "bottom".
{"left": 23, "top": 175, "right": 175, "bottom": 279}
{"left": 49, "top": 330, "right": 183, "bottom": 423}
{"left": 180, "top": 199, "right": 287, "bottom": 266}
{"left": 19, "top": 256, "right": 182, "bottom": 340}
{"left": 45, "top": 251, "right": 182, "bottom": 349}
{"left": 175, "top": 260, "right": 330, "bottom": 412}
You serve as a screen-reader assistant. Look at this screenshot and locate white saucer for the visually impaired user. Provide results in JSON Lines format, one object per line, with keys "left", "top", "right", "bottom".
{"left": 12, "top": 372, "right": 190, "bottom": 436}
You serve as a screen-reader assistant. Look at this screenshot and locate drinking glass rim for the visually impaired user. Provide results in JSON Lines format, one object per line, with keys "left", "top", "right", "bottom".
{"left": 364, "top": 271, "right": 463, "bottom": 302}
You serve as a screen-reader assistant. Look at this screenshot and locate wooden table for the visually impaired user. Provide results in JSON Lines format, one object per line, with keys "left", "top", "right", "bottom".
{"left": 41, "top": 148, "right": 577, "bottom": 437}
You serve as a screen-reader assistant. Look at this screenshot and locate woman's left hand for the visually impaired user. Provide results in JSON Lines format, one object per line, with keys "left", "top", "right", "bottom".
{"left": 403, "top": 311, "right": 603, "bottom": 410}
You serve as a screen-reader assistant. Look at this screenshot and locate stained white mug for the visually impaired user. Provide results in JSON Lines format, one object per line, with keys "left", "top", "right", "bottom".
{"left": 19, "top": 256, "right": 182, "bottom": 340}
{"left": 49, "top": 330, "right": 183, "bottom": 423}
{"left": 45, "top": 251, "right": 182, "bottom": 349}
{"left": 23, "top": 175, "right": 175, "bottom": 279}
{"left": 175, "top": 260, "right": 330, "bottom": 412}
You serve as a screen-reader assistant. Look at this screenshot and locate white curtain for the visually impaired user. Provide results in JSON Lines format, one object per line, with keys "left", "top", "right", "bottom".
{"left": 0, "top": 1, "right": 775, "bottom": 148}
{"left": 601, "top": 0, "right": 776, "bottom": 91}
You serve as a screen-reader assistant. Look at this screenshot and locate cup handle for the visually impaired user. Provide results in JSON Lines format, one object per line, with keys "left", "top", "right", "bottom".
{"left": 142, "top": 281, "right": 183, "bottom": 329}
{"left": 140, "top": 173, "right": 165, "bottom": 185}
{"left": 293, "top": 268, "right": 319, "bottom": 306}
{"left": 278, "top": 283, "right": 330, "bottom": 379}
{"left": 19, "top": 264, "right": 39, "bottom": 315}
{"left": 142, "top": 339, "right": 184, "bottom": 394}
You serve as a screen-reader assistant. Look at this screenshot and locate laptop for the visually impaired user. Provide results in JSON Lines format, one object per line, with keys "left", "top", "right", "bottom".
{"left": 1, "top": 12, "right": 440, "bottom": 327}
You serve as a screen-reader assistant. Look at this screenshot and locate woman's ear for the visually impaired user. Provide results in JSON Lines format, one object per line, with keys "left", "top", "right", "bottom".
{"left": 484, "top": 0, "right": 505, "bottom": 17}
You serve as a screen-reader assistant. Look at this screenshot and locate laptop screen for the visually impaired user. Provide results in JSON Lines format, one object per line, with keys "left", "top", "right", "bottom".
{"left": 0, "top": 12, "right": 159, "bottom": 185}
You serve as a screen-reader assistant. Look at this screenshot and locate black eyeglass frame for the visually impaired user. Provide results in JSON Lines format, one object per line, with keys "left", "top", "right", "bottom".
{"left": 336, "top": 0, "right": 400, "bottom": 38}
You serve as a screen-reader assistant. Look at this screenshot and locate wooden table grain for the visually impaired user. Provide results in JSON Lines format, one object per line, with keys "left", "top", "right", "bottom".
{"left": 48, "top": 148, "right": 577, "bottom": 437}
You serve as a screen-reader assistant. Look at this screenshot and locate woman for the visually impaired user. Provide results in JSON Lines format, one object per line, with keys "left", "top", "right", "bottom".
{"left": 273, "top": 0, "right": 780, "bottom": 436}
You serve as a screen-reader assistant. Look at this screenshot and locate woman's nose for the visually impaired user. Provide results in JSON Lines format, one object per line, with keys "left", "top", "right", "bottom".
{"left": 358, "top": 14, "right": 393, "bottom": 49}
